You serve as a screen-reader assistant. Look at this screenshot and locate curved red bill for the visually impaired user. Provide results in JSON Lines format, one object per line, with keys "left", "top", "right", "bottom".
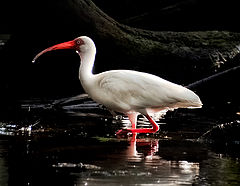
{"left": 32, "top": 40, "right": 76, "bottom": 63}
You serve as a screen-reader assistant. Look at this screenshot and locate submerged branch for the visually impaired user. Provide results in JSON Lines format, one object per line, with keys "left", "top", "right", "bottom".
{"left": 68, "top": 0, "right": 240, "bottom": 71}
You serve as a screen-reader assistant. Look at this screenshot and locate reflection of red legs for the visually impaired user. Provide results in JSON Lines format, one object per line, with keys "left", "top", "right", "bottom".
{"left": 127, "top": 133, "right": 159, "bottom": 157}
{"left": 116, "top": 113, "right": 160, "bottom": 135}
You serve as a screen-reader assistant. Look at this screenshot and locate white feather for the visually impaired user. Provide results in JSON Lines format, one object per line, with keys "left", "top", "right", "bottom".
{"left": 86, "top": 69, "right": 202, "bottom": 115}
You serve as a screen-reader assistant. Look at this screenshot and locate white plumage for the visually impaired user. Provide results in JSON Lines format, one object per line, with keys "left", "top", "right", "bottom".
{"left": 91, "top": 70, "right": 201, "bottom": 113}
{"left": 33, "top": 36, "right": 202, "bottom": 134}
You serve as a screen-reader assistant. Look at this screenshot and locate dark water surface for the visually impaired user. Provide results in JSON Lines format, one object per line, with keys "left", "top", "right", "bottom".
{"left": 0, "top": 98, "right": 239, "bottom": 186}
{"left": 0, "top": 131, "right": 239, "bottom": 186}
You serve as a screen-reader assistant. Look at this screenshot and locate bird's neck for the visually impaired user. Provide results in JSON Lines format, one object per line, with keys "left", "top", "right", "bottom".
{"left": 79, "top": 49, "right": 96, "bottom": 90}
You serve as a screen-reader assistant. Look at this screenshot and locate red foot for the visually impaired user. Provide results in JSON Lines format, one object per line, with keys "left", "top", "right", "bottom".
{"left": 116, "top": 128, "right": 158, "bottom": 135}
{"left": 116, "top": 129, "right": 131, "bottom": 135}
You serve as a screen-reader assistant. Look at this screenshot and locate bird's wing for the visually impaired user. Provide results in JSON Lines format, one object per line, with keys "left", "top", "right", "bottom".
{"left": 95, "top": 70, "right": 194, "bottom": 112}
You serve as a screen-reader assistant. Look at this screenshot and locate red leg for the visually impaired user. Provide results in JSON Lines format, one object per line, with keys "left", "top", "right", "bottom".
{"left": 116, "top": 114, "right": 160, "bottom": 135}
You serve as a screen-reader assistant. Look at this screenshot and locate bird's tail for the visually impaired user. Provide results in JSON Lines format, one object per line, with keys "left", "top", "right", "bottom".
{"left": 178, "top": 88, "right": 203, "bottom": 109}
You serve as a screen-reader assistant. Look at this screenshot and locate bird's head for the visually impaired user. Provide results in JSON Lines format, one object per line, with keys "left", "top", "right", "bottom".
{"left": 32, "top": 36, "right": 96, "bottom": 63}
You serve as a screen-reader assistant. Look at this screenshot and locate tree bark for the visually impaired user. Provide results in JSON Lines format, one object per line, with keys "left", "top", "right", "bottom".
{"left": 64, "top": 0, "right": 240, "bottom": 81}
{"left": 1, "top": 0, "right": 240, "bottom": 98}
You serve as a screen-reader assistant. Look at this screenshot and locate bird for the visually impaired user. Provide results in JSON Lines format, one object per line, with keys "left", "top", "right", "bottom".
{"left": 32, "top": 36, "right": 202, "bottom": 135}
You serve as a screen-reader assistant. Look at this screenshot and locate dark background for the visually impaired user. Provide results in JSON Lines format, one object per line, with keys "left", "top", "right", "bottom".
{"left": 0, "top": 0, "right": 239, "bottom": 109}
{"left": 0, "top": 2, "right": 239, "bottom": 186}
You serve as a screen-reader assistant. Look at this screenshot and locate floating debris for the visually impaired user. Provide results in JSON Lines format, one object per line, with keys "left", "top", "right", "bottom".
{"left": 52, "top": 162, "right": 101, "bottom": 171}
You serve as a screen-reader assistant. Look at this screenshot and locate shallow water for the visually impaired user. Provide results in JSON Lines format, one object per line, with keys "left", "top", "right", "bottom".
{"left": 0, "top": 131, "right": 239, "bottom": 186}
{"left": 0, "top": 98, "right": 239, "bottom": 186}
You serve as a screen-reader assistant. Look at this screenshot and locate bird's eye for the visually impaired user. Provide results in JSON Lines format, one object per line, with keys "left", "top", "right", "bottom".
{"left": 77, "top": 40, "right": 81, "bottom": 45}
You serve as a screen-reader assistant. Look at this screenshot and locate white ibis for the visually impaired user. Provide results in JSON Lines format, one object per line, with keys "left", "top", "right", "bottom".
{"left": 32, "top": 36, "right": 202, "bottom": 135}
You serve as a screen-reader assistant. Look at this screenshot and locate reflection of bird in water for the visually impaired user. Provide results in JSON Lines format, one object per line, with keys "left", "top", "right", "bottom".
{"left": 33, "top": 36, "right": 202, "bottom": 135}
{"left": 126, "top": 133, "right": 159, "bottom": 162}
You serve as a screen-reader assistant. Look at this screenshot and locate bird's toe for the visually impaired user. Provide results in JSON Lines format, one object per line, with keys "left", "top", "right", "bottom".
{"left": 116, "top": 129, "right": 132, "bottom": 136}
